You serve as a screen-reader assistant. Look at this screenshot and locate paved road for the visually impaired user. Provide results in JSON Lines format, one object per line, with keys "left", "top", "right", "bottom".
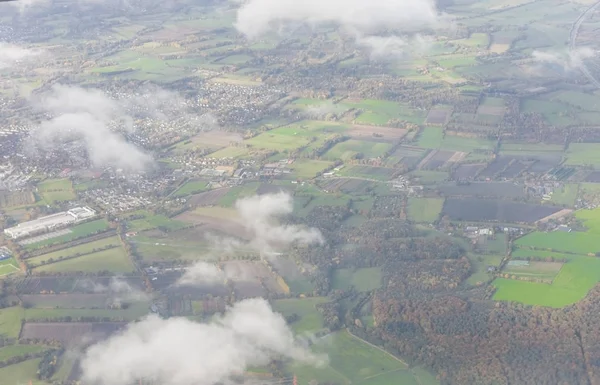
{"left": 569, "top": 0, "right": 600, "bottom": 89}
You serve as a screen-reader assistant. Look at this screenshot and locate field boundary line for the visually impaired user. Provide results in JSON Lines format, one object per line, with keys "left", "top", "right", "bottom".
{"left": 345, "top": 328, "right": 408, "bottom": 367}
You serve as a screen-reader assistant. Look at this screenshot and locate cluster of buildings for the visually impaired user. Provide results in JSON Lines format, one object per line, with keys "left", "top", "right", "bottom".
{"left": 199, "top": 82, "right": 284, "bottom": 126}
{"left": 4, "top": 206, "right": 96, "bottom": 240}
{"left": 79, "top": 189, "right": 152, "bottom": 213}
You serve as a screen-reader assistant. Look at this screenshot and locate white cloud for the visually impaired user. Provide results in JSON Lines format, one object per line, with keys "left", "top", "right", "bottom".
{"left": 235, "top": 192, "right": 324, "bottom": 253}
{"left": 80, "top": 298, "right": 324, "bottom": 385}
{"left": 0, "top": 43, "right": 40, "bottom": 69}
{"left": 27, "top": 85, "right": 153, "bottom": 172}
{"left": 531, "top": 47, "right": 597, "bottom": 72}
{"left": 177, "top": 192, "right": 323, "bottom": 287}
{"left": 234, "top": 0, "right": 443, "bottom": 57}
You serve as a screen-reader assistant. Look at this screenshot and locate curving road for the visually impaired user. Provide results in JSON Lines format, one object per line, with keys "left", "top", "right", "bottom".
{"left": 569, "top": 0, "right": 600, "bottom": 88}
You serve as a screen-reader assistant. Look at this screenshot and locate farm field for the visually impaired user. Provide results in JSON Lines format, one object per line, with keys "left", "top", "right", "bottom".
{"left": 37, "top": 178, "right": 76, "bottom": 204}
{"left": 24, "top": 219, "right": 111, "bottom": 250}
{"left": 466, "top": 254, "right": 503, "bottom": 286}
{"left": 172, "top": 180, "right": 209, "bottom": 197}
{"left": 0, "top": 345, "right": 48, "bottom": 361}
{"left": 442, "top": 198, "right": 561, "bottom": 223}
{"left": 549, "top": 184, "right": 579, "bottom": 206}
{"left": 417, "top": 127, "right": 444, "bottom": 149}
{"left": 495, "top": 208, "right": 600, "bottom": 306}
{"left": 0, "top": 257, "right": 19, "bottom": 276}
{"left": 272, "top": 297, "right": 328, "bottom": 333}
{"left": 0, "top": 358, "right": 45, "bottom": 385}
{"left": 407, "top": 197, "right": 444, "bottom": 223}
{"left": 331, "top": 268, "right": 382, "bottom": 292}
{"left": 565, "top": 143, "right": 600, "bottom": 167}
{"left": 35, "top": 247, "right": 134, "bottom": 273}
{"left": 22, "top": 302, "right": 149, "bottom": 322}
{"left": 128, "top": 213, "right": 187, "bottom": 232}
{"left": 291, "top": 159, "right": 334, "bottom": 179}
{"left": 290, "top": 330, "right": 425, "bottom": 385}
{"left": 28, "top": 236, "right": 121, "bottom": 268}
{"left": 0, "top": 307, "right": 25, "bottom": 338}
{"left": 323, "top": 140, "right": 391, "bottom": 161}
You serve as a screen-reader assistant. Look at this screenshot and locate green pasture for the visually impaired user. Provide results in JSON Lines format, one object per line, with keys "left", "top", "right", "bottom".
{"left": 566, "top": 143, "right": 600, "bottom": 167}
{"left": 24, "top": 219, "right": 111, "bottom": 250}
{"left": 407, "top": 198, "right": 444, "bottom": 223}
{"left": 28, "top": 236, "right": 121, "bottom": 268}
{"left": 0, "top": 307, "right": 25, "bottom": 338}
{"left": 272, "top": 297, "right": 328, "bottom": 333}
{"left": 452, "top": 32, "right": 490, "bottom": 47}
{"left": 0, "top": 358, "right": 45, "bottom": 385}
{"left": 323, "top": 140, "right": 391, "bottom": 161}
{"left": 440, "top": 135, "right": 495, "bottom": 152}
{"left": 493, "top": 255, "right": 600, "bottom": 307}
{"left": 0, "top": 345, "right": 48, "bottom": 361}
{"left": 173, "top": 180, "right": 209, "bottom": 197}
{"left": 218, "top": 183, "right": 260, "bottom": 206}
{"left": 0, "top": 258, "right": 19, "bottom": 277}
{"left": 549, "top": 184, "right": 579, "bottom": 206}
{"left": 23, "top": 302, "right": 149, "bottom": 321}
{"left": 465, "top": 254, "right": 503, "bottom": 286}
{"left": 290, "top": 330, "right": 412, "bottom": 385}
{"left": 35, "top": 247, "right": 134, "bottom": 274}
{"left": 417, "top": 127, "right": 444, "bottom": 149}
{"left": 129, "top": 214, "right": 186, "bottom": 232}
{"left": 37, "top": 178, "right": 76, "bottom": 204}
{"left": 495, "top": 208, "right": 600, "bottom": 306}
{"left": 342, "top": 99, "right": 426, "bottom": 125}
{"left": 331, "top": 268, "right": 383, "bottom": 292}
{"left": 291, "top": 160, "right": 334, "bottom": 179}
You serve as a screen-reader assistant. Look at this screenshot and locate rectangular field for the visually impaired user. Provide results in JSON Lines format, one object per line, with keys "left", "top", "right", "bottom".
{"left": 272, "top": 297, "right": 328, "bottom": 333}
{"left": 21, "top": 322, "right": 125, "bottom": 345}
{"left": 407, "top": 198, "right": 444, "bottom": 223}
{"left": 35, "top": 247, "right": 135, "bottom": 273}
{"left": 323, "top": 140, "right": 392, "bottom": 161}
{"left": 331, "top": 267, "right": 383, "bottom": 292}
{"left": 27, "top": 236, "right": 121, "bottom": 268}
{"left": 346, "top": 125, "right": 407, "bottom": 141}
{"left": 23, "top": 219, "right": 110, "bottom": 250}
{"left": 442, "top": 198, "right": 562, "bottom": 223}
{"left": 417, "top": 127, "right": 444, "bottom": 149}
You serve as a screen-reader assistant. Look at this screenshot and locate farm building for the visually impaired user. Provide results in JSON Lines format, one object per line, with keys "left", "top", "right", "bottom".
{"left": 4, "top": 206, "right": 96, "bottom": 239}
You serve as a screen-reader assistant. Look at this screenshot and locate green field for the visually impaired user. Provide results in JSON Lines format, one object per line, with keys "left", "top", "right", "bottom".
{"left": 343, "top": 99, "right": 426, "bottom": 125}
{"left": 565, "top": 143, "right": 600, "bottom": 167}
{"left": 0, "top": 358, "right": 44, "bottom": 385}
{"left": 407, "top": 197, "right": 444, "bottom": 223}
{"left": 37, "top": 178, "right": 76, "bottom": 204}
{"left": 495, "top": 208, "right": 600, "bottom": 307}
{"left": 466, "top": 254, "right": 503, "bottom": 286}
{"left": 440, "top": 135, "right": 495, "bottom": 152}
{"left": 25, "top": 219, "right": 111, "bottom": 250}
{"left": 291, "top": 159, "right": 334, "bottom": 179}
{"left": 417, "top": 127, "right": 444, "bottom": 149}
{"left": 549, "top": 184, "right": 579, "bottom": 206}
{"left": 0, "top": 307, "right": 25, "bottom": 338}
{"left": 0, "top": 258, "right": 19, "bottom": 276}
{"left": 218, "top": 183, "right": 260, "bottom": 206}
{"left": 28, "top": 236, "right": 122, "bottom": 268}
{"left": 35, "top": 247, "right": 134, "bottom": 273}
{"left": 331, "top": 268, "right": 383, "bottom": 292}
{"left": 172, "top": 180, "right": 209, "bottom": 197}
{"left": 0, "top": 345, "right": 48, "bottom": 361}
{"left": 23, "top": 302, "right": 149, "bottom": 321}
{"left": 323, "top": 140, "right": 391, "bottom": 161}
{"left": 290, "top": 330, "right": 413, "bottom": 385}
{"left": 129, "top": 214, "right": 187, "bottom": 232}
{"left": 272, "top": 297, "right": 328, "bottom": 333}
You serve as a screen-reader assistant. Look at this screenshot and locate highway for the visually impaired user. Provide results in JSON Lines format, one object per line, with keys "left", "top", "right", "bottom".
{"left": 569, "top": 0, "right": 600, "bottom": 88}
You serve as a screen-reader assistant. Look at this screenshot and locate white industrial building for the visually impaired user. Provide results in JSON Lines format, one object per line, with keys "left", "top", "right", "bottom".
{"left": 4, "top": 207, "right": 97, "bottom": 240}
